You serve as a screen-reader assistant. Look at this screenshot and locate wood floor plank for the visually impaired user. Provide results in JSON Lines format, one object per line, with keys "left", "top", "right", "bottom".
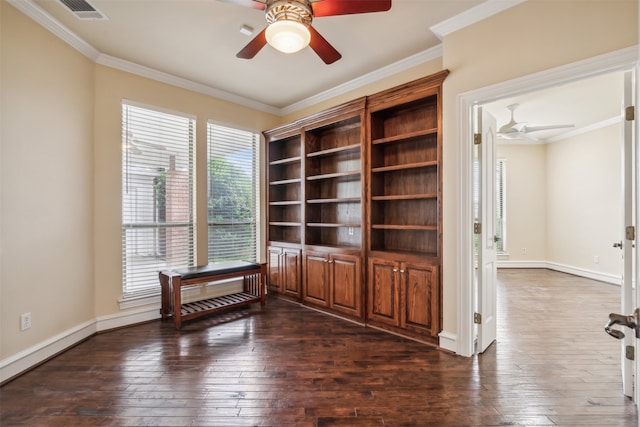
{"left": 1, "top": 269, "right": 637, "bottom": 425}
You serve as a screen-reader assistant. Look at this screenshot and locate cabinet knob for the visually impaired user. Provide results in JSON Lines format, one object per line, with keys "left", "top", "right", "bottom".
{"left": 328, "top": 260, "right": 334, "bottom": 264}
{"left": 393, "top": 268, "right": 398, "bottom": 272}
{"left": 400, "top": 269, "right": 405, "bottom": 273}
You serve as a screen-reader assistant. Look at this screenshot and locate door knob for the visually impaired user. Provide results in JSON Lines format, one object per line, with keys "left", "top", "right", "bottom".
{"left": 605, "top": 308, "right": 640, "bottom": 339}
{"left": 613, "top": 241, "right": 623, "bottom": 249}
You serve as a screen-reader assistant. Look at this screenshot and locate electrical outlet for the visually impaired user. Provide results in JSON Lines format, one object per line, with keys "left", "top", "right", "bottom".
{"left": 594, "top": 255, "right": 599, "bottom": 264}
{"left": 20, "top": 312, "right": 31, "bottom": 331}
{"left": 348, "top": 227, "right": 354, "bottom": 236}
{"left": 522, "top": 247, "right": 526, "bottom": 255}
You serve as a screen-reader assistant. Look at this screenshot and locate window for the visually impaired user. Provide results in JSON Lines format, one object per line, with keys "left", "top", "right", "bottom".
{"left": 472, "top": 157, "right": 507, "bottom": 254}
{"left": 121, "top": 102, "right": 195, "bottom": 298}
{"left": 207, "top": 122, "right": 259, "bottom": 262}
{"left": 495, "top": 158, "right": 507, "bottom": 254}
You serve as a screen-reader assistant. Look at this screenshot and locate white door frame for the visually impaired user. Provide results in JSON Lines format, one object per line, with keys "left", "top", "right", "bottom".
{"left": 456, "top": 46, "right": 638, "bottom": 358}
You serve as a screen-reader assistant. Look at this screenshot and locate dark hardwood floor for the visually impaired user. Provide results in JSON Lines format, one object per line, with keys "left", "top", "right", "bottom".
{"left": 1, "top": 269, "right": 637, "bottom": 426}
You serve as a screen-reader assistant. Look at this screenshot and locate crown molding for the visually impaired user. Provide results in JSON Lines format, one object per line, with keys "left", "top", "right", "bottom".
{"left": 545, "top": 116, "right": 622, "bottom": 143}
{"left": 95, "top": 54, "right": 281, "bottom": 115}
{"left": 280, "top": 44, "right": 443, "bottom": 116}
{"left": 430, "top": 0, "right": 527, "bottom": 40}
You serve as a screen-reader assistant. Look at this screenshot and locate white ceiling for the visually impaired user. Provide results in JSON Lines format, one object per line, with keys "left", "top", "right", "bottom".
{"left": 14, "top": 0, "right": 625, "bottom": 137}
{"left": 25, "top": 0, "right": 485, "bottom": 111}
{"left": 484, "top": 71, "right": 626, "bottom": 144}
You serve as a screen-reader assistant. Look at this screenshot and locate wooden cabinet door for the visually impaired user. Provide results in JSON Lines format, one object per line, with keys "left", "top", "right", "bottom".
{"left": 400, "top": 261, "right": 439, "bottom": 337}
{"left": 267, "top": 246, "right": 283, "bottom": 293}
{"left": 367, "top": 257, "right": 400, "bottom": 326}
{"left": 282, "top": 248, "right": 301, "bottom": 299}
{"left": 330, "top": 253, "right": 362, "bottom": 318}
{"left": 303, "top": 251, "right": 329, "bottom": 307}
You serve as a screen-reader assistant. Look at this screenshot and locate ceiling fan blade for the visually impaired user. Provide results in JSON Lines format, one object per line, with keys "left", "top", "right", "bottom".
{"left": 311, "top": 0, "right": 391, "bottom": 17}
{"left": 236, "top": 28, "right": 267, "bottom": 59}
{"left": 308, "top": 25, "right": 341, "bottom": 64}
{"left": 217, "top": 0, "right": 266, "bottom": 10}
{"left": 524, "top": 124, "right": 574, "bottom": 133}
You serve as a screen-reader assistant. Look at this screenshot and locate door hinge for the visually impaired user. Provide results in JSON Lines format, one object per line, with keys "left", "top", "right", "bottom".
{"left": 474, "top": 222, "right": 482, "bottom": 234}
{"left": 474, "top": 312, "right": 482, "bottom": 324}
{"left": 626, "top": 225, "right": 635, "bottom": 241}
{"left": 474, "top": 133, "right": 482, "bottom": 145}
{"left": 626, "top": 345, "right": 635, "bottom": 361}
{"left": 625, "top": 106, "right": 635, "bottom": 121}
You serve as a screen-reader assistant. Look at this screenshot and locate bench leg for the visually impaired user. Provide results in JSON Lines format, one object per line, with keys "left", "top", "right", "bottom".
{"left": 172, "top": 275, "right": 182, "bottom": 330}
{"left": 159, "top": 272, "right": 172, "bottom": 320}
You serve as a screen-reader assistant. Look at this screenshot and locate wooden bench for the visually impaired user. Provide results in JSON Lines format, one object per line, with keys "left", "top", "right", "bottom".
{"left": 159, "top": 261, "right": 266, "bottom": 329}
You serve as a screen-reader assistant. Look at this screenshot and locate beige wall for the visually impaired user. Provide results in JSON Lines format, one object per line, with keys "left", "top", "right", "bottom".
{"left": 1, "top": 2, "right": 95, "bottom": 358}
{"left": 441, "top": 0, "right": 637, "bottom": 335}
{"left": 496, "top": 144, "right": 547, "bottom": 261}
{"left": 546, "top": 124, "right": 622, "bottom": 276}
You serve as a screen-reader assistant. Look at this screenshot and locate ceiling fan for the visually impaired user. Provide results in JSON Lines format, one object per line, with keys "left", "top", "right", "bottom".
{"left": 498, "top": 103, "right": 574, "bottom": 141}
{"left": 219, "top": 0, "right": 392, "bottom": 64}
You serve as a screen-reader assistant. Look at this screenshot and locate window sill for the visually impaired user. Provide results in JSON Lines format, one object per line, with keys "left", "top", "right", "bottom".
{"left": 118, "top": 293, "right": 161, "bottom": 310}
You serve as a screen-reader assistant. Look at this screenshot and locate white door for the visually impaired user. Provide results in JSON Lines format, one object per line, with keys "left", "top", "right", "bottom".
{"left": 633, "top": 64, "right": 640, "bottom": 420}
{"left": 475, "top": 107, "right": 498, "bottom": 353}
{"left": 608, "top": 69, "right": 637, "bottom": 401}
{"left": 621, "top": 69, "right": 635, "bottom": 398}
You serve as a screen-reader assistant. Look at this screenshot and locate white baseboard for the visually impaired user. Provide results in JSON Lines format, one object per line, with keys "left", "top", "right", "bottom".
{"left": 438, "top": 330, "right": 457, "bottom": 353}
{"left": 1, "top": 281, "right": 247, "bottom": 383}
{"left": 497, "top": 260, "right": 621, "bottom": 285}
{"left": 96, "top": 306, "right": 162, "bottom": 332}
{"left": 0, "top": 320, "right": 96, "bottom": 384}
{"left": 496, "top": 260, "right": 548, "bottom": 269}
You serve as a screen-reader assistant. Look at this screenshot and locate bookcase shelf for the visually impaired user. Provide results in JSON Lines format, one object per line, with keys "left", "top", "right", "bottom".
{"left": 371, "top": 127, "right": 438, "bottom": 145}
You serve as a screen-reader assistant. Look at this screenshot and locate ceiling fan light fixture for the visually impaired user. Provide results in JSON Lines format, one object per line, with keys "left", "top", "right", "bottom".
{"left": 266, "top": 19, "right": 310, "bottom": 53}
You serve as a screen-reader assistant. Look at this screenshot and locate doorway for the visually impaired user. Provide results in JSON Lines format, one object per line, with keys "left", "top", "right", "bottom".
{"left": 474, "top": 68, "right": 627, "bottom": 373}
{"left": 457, "top": 47, "right": 637, "bottom": 356}
{"left": 456, "top": 48, "right": 638, "bottom": 408}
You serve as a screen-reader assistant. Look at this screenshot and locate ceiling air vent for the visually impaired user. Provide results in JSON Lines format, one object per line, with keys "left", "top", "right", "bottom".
{"left": 58, "top": 0, "right": 107, "bottom": 20}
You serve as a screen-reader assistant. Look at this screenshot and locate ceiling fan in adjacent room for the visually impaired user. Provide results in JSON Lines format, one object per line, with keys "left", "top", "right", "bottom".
{"left": 219, "top": 0, "right": 392, "bottom": 64}
{"left": 497, "top": 103, "right": 574, "bottom": 141}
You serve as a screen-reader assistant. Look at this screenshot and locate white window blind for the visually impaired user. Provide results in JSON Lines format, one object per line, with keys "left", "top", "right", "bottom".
{"left": 472, "top": 157, "right": 507, "bottom": 254}
{"left": 122, "top": 102, "right": 195, "bottom": 297}
{"left": 207, "top": 122, "right": 258, "bottom": 262}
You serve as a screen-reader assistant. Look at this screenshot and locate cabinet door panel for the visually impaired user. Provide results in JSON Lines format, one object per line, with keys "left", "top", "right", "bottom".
{"left": 401, "top": 262, "right": 439, "bottom": 336}
{"left": 304, "top": 252, "right": 329, "bottom": 306}
{"left": 282, "top": 249, "right": 301, "bottom": 298}
{"left": 331, "top": 254, "right": 361, "bottom": 317}
{"left": 367, "top": 257, "right": 400, "bottom": 326}
{"left": 267, "top": 246, "right": 282, "bottom": 293}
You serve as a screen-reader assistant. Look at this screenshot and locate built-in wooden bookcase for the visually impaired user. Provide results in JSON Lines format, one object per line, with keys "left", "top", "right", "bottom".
{"left": 305, "top": 115, "right": 363, "bottom": 250}
{"left": 265, "top": 124, "right": 303, "bottom": 300}
{"left": 264, "top": 71, "right": 448, "bottom": 342}
{"left": 369, "top": 96, "right": 440, "bottom": 257}
{"left": 365, "top": 70, "right": 448, "bottom": 343}
{"left": 267, "top": 133, "right": 303, "bottom": 245}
